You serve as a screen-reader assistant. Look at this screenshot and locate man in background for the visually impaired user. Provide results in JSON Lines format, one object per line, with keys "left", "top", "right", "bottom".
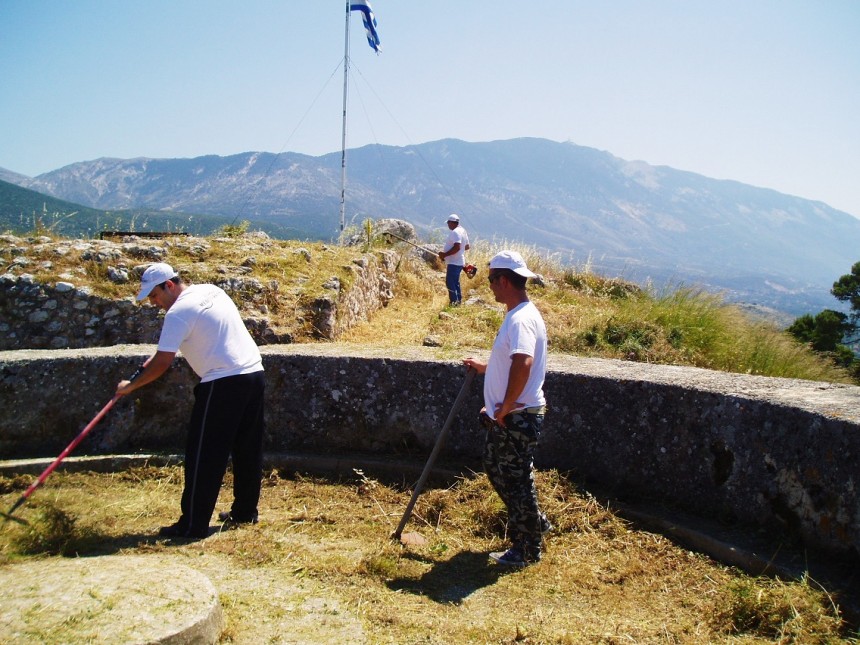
{"left": 438, "top": 213, "right": 470, "bottom": 306}
{"left": 116, "top": 262, "right": 265, "bottom": 539}
{"left": 463, "top": 250, "right": 550, "bottom": 566}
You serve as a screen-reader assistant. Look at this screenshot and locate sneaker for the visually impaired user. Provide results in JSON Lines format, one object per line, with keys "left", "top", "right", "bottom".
{"left": 158, "top": 522, "right": 208, "bottom": 539}
{"left": 540, "top": 516, "right": 553, "bottom": 535}
{"left": 218, "top": 511, "right": 259, "bottom": 525}
{"left": 489, "top": 546, "right": 539, "bottom": 567}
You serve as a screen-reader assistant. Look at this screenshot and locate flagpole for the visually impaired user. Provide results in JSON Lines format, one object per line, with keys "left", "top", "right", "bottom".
{"left": 340, "top": 1, "right": 380, "bottom": 237}
{"left": 340, "top": 0, "right": 350, "bottom": 235}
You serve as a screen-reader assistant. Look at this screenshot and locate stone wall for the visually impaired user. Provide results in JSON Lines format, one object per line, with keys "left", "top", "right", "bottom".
{"left": 0, "top": 273, "right": 164, "bottom": 349}
{"left": 0, "top": 236, "right": 397, "bottom": 348}
{"left": 1, "top": 344, "right": 858, "bottom": 560}
{"left": 309, "top": 254, "right": 396, "bottom": 339}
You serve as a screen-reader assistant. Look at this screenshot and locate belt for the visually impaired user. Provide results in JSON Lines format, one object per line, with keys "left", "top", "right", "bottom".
{"left": 480, "top": 407, "right": 546, "bottom": 431}
{"left": 518, "top": 406, "right": 546, "bottom": 415}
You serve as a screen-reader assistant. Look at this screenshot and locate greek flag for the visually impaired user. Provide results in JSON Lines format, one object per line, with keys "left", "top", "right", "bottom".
{"left": 350, "top": 0, "right": 381, "bottom": 53}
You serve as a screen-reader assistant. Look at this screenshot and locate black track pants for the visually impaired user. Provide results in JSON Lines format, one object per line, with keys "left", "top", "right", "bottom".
{"left": 179, "top": 371, "right": 265, "bottom": 534}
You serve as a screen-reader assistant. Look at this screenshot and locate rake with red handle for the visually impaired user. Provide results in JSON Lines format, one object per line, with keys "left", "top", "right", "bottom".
{"left": 1, "top": 359, "right": 150, "bottom": 526}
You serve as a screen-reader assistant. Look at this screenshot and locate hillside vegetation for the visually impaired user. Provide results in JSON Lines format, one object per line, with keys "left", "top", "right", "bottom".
{"left": 0, "top": 178, "right": 299, "bottom": 239}
{"left": 349, "top": 233, "right": 852, "bottom": 384}
{"left": 0, "top": 226, "right": 851, "bottom": 384}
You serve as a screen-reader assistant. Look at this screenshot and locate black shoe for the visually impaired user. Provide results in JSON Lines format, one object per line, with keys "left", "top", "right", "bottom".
{"left": 218, "top": 511, "right": 259, "bottom": 525}
{"left": 158, "top": 522, "right": 208, "bottom": 539}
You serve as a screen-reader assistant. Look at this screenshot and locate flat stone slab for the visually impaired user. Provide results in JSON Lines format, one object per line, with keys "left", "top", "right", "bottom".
{"left": 0, "top": 555, "right": 222, "bottom": 644}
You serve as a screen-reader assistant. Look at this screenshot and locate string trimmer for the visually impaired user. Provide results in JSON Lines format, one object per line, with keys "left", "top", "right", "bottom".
{"left": 384, "top": 231, "right": 477, "bottom": 278}
{"left": 1, "top": 359, "right": 149, "bottom": 526}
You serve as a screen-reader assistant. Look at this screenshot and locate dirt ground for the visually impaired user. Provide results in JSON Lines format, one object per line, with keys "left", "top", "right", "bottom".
{"left": 1, "top": 464, "right": 857, "bottom": 644}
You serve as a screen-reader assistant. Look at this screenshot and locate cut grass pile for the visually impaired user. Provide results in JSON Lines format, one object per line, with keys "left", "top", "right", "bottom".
{"left": 1, "top": 466, "right": 855, "bottom": 644}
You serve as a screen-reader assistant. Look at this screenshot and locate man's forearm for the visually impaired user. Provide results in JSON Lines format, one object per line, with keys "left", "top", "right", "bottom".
{"left": 116, "top": 351, "right": 175, "bottom": 395}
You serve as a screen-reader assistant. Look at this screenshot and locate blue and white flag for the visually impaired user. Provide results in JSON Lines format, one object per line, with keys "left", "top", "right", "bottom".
{"left": 350, "top": 0, "right": 381, "bottom": 53}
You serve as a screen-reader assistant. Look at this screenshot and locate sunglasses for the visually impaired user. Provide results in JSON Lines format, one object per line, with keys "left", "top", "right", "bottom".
{"left": 488, "top": 272, "right": 504, "bottom": 284}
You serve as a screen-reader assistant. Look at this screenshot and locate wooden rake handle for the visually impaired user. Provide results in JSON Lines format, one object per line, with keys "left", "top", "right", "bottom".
{"left": 393, "top": 368, "right": 476, "bottom": 540}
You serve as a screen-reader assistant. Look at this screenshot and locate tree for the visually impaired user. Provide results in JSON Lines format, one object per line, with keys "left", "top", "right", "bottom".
{"left": 787, "top": 262, "right": 860, "bottom": 380}
{"left": 831, "top": 260, "right": 860, "bottom": 341}
{"left": 787, "top": 310, "right": 850, "bottom": 353}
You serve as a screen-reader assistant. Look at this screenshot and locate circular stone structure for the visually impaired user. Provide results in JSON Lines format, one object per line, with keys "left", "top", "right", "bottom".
{"left": 0, "top": 555, "right": 222, "bottom": 644}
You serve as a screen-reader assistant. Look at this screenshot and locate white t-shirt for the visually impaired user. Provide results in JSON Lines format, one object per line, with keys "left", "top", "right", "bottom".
{"left": 484, "top": 301, "right": 547, "bottom": 420}
{"left": 157, "top": 284, "right": 263, "bottom": 383}
{"left": 443, "top": 226, "right": 469, "bottom": 266}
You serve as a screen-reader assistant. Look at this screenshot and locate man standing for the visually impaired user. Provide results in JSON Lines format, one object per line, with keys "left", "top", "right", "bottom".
{"left": 116, "top": 263, "right": 265, "bottom": 539}
{"left": 438, "top": 213, "right": 470, "bottom": 305}
{"left": 463, "top": 250, "right": 550, "bottom": 566}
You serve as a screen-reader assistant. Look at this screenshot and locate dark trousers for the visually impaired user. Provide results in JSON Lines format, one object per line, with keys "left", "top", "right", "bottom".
{"left": 482, "top": 411, "right": 545, "bottom": 556}
{"left": 445, "top": 264, "right": 464, "bottom": 303}
{"left": 179, "top": 370, "right": 265, "bottom": 534}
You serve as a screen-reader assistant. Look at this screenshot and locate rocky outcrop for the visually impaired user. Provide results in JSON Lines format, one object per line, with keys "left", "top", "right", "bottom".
{"left": 310, "top": 255, "right": 396, "bottom": 340}
{"left": 0, "top": 273, "right": 163, "bottom": 349}
{"left": 0, "top": 234, "right": 398, "bottom": 348}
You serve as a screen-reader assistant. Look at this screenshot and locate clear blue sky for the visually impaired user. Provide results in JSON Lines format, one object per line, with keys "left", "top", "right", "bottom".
{"left": 2, "top": 1, "right": 858, "bottom": 216}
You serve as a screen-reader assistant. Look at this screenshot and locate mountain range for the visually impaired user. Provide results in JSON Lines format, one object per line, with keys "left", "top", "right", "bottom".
{"left": 2, "top": 137, "right": 858, "bottom": 318}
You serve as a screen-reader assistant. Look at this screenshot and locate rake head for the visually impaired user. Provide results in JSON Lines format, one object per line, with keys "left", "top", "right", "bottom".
{"left": 1, "top": 510, "right": 29, "bottom": 527}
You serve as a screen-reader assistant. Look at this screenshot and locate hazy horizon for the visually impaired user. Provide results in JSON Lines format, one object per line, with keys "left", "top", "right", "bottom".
{"left": 2, "top": 1, "right": 858, "bottom": 217}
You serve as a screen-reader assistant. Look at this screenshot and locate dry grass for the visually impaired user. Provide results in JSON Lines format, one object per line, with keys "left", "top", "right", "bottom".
{"left": 351, "top": 237, "right": 853, "bottom": 383}
{"left": 340, "top": 256, "right": 453, "bottom": 348}
{"left": 0, "top": 467, "right": 855, "bottom": 644}
{"left": 2, "top": 230, "right": 851, "bottom": 382}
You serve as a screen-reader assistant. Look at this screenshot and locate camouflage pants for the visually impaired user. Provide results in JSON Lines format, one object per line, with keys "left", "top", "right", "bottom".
{"left": 482, "top": 411, "right": 546, "bottom": 556}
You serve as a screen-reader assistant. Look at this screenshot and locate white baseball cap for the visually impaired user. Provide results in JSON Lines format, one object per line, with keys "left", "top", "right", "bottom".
{"left": 489, "top": 250, "right": 536, "bottom": 278}
{"left": 447, "top": 214, "right": 460, "bottom": 223}
{"left": 136, "top": 262, "right": 178, "bottom": 300}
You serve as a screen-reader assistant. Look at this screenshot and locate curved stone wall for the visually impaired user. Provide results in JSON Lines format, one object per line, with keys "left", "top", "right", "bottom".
{"left": 1, "top": 344, "right": 858, "bottom": 560}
